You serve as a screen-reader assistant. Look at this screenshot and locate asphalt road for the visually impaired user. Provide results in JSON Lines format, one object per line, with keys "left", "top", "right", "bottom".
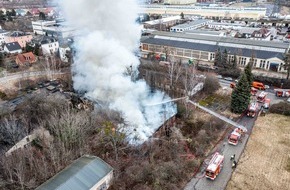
{"left": 184, "top": 79, "right": 284, "bottom": 190}
{"left": 184, "top": 102, "right": 260, "bottom": 190}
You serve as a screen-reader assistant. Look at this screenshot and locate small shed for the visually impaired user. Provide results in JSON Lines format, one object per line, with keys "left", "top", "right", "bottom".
{"left": 36, "top": 155, "right": 113, "bottom": 190}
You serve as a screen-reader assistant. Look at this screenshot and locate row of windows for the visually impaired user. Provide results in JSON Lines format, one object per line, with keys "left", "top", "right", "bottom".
{"left": 48, "top": 43, "right": 58, "bottom": 48}
{"left": 143, "top": 44, "right": 284, "bottom": 71}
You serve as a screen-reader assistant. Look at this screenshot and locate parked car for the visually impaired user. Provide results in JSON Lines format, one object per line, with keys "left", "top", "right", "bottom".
{"left": 224, "top": 77, "right": 233, "bottom": 81}
{"left": 216, "top": 75, "right": 223, "bottom": 79}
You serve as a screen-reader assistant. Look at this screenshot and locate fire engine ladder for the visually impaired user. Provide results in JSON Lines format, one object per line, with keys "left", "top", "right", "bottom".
{"left": 187, "top": 100, "right": 247, "bottom": 132}
{"left": 147, "top": 97, "right": 247, "bottom": 132}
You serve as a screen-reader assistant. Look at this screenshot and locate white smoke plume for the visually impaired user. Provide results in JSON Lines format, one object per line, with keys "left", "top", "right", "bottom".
{"left": 59, "top": 0, "right": 176, "bottom": 144}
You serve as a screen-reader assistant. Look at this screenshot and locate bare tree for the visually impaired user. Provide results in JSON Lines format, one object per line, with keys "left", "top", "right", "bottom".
{"left": 0, "top": 114, "right": 27, "bottom": 146}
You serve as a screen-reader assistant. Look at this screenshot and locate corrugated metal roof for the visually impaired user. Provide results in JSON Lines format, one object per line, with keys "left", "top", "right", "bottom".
{"left": 171, "top": 19, "right": 209, "bottom": 29}
{"left": 151, "top": 31, "right": 289, "bottom": 49}
{"left": 141, "top": 37, "right": 285, "bottom": 60}
{"left": 36, "top": 155, "right": 113, "bottom": 190}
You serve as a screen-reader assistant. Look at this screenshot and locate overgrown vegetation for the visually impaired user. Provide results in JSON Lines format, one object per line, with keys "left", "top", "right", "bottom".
{"left": 269, "top": 102, "right": 290, "bottom": 116}
{"left": 0, "top": 87, "right": 230, "bottom": 190}
{"left": 0, "top": 91, "right": 7, "bottom": 100}
{"left": 202, "top": 74, "right": 220, "bottom": 95}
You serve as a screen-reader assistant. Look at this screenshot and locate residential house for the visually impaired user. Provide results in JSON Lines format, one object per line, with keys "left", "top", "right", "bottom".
{"left": 30, "top": 8, "right": 40, "bottom": 16}
{"left": 251, "top": 28, "right": 272, "bottom": 41}
{"left": 4, "top": 31, "right": 33, "bottom": 48}
{"left": 15, "top": 9, "right": 27, "bottom": 16}
{"left": 29, "top": 36, "right": 59, "bottom": 56}
{"left": 59, "top": 45, "right": 70, "bottom": 62}
{"left": 40, "top": 36, "right": 59, "bottom": 55}
{"left": 40, "top": 7, "right": 55, "bottom": 17}
{"left": 1, "top": 8, "right": 7, "bottom": 15}
{"left": 4, "top": 42, "right": 22, "bottom": 54}
{"left": 0, "top": 29, "right": 9, "bottom": 47}
{"left": 36, "top": 155, "right": 114, "bottom": 190}
{"left": 15, "top": 52, "right": 37, "bottom": 66}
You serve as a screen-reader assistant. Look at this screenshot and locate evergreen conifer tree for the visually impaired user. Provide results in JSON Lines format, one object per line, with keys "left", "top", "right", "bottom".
{"left": 231, "top": 73, "right": 251, "bottom": 113}
{"left": 221, "top": 49, "right": 228, "bottom": 68}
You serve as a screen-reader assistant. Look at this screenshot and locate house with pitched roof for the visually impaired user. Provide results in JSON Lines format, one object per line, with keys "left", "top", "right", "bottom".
{"left": 29, "top": 36, "right": 59, "bottom": 55}
{"left": 4, "top": 31, "right": 33, "bottom": 48}
{"left": 4, "top": 42, "right": 22, "bottom": 54}
{"left": 15, "top": 52, "right": 37, "bottom": 66}
{"left": 36, "top": 155, "right": 113, "bottom": 190}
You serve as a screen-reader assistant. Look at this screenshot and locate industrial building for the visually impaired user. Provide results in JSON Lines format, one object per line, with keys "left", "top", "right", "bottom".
{"left": 164, "top": 0, "right": 197, "bottom": 4}
{"left": 141, "top": 31, "right": 289, "bottom": 73}
{"left": 170, "top": 19, "right": 211, "bottom": 32}
{"left": 140, "top": 5, "right": 267, "bottom": 20}
{"left": 36, "top": 155, "right": 113, "bottom": 190}
{"left": 143, "top": 15, "right": 181, "bottom": 30}
{"left": 32, "top": 20, "right": 75, "bottom": 39}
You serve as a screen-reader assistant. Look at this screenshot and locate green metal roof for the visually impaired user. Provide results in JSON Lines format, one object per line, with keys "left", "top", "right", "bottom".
{"left": 36, "top": 155, "right": 113, "bottom": 190}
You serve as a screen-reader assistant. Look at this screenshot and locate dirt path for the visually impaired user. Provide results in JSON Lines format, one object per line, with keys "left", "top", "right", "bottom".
{"left": 226, "top": 114, "right": 290, "bottom": 190}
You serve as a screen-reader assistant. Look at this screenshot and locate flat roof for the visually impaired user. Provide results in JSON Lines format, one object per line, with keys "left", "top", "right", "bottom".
{"left": 171, "top": 19, "right": 210, "bottom": 29}
{"left": 185, "top": 30, "right": 223, "bottom": 36}
{"left": 141, "top": 37, "right": 285, "bottom": 60}
{"left": 208, "top": 22, "right": 246, "bottom": 26}
{"left": 144, "top": 16, "right": 181, "bottom": 25}
{"left": 151, "top": 31, "right": 289, "bottom": 49}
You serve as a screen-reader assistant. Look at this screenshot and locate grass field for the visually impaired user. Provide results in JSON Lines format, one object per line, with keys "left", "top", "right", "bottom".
{"left": 226, "top": 114, "right": 290, "bottom": 190}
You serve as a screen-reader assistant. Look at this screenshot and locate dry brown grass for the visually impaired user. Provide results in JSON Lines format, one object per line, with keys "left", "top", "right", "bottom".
{"left": 226, "top": 114, "right": 290, "bottom": 190}
{"left": 280, "top": 6, "right": 290, "bottom": 15}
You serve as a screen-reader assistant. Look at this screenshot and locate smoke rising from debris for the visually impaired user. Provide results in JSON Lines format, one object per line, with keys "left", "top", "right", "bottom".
{"left": 59, "top": 0, "right": 176, "bottom": 144}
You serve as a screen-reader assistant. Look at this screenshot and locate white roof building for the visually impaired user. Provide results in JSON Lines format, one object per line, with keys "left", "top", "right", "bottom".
{"left": 170, "top": 19, "right": 212, "bottom": 32}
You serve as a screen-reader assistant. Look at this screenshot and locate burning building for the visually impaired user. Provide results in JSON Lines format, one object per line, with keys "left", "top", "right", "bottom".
{"left": 58, "top": 0, "right": 177, "bottom": 144}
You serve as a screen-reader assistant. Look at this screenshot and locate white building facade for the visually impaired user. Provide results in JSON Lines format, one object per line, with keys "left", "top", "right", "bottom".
{"left": 0, "top": 30, "right": 9, "bottom": 46}
{"left": 59, "top": 46, "right": 70, "bottom": 62}
{"left": 32, "top": 20, "right": 56, "bottom": 35}
{"left": 41, "top": 39, "right": 59, "bottom": 55}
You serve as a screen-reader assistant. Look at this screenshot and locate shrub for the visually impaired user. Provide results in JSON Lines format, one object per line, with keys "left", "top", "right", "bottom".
{"left": 203, "top": 74, "right": 220, "bottom": 94}
{"left": 176, "top": 103, "right": 186, "bottom": 118}
{"left": 269, "top": 102, "right": 290, "bottom": 116}
{"left": 0, "top": 91, "right": 7, "bottom": 100}
{"left": 218, "top": 68, "right": 241, "bottom": 78}
{"left": 254, "top": 76, "right": 290, "bottom": 89}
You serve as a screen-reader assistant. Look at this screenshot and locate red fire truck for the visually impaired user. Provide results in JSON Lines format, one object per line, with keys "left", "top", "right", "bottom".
{"left": 274, "top": 89, "right": 290, "bottom": 97}
{"left": 257, "top": 91, "right": 267, "bottom": 103}
{"left": 247, "top": 102, "right": 259, "bottom": 117}
{"left": 205, "top": 152, "right": 224, "bottom": 180}
{"left": 250, "top": 87, "right": 258, "bottom": 96}
{"left": 228, "top": 128, "right": 244, "bottom": 145}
